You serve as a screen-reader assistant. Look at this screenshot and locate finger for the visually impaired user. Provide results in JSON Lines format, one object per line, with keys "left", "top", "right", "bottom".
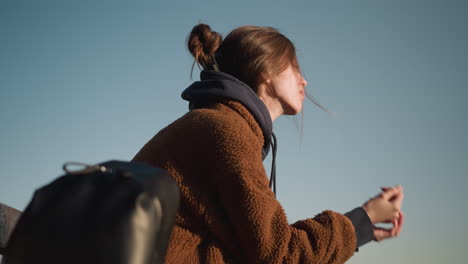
{"left": 395, "top": 211, "right": 405, "bottom": 236}
{"left": 387, "top": 186, "right": 404, "bottom": 208}
{"left": 373, "top": 227, "right": 394, "bottom": 242}
{"left": 381, "top": 186, "right": 402, "bottom": 200}
{"left": 380, "top": 185, "right": 403, "bottom": 194}
{"left": 392, "top": 217, "right": 398, "bottom": 236}
{"left": 381, "top": 184, "right": 401, "bottom": 189}
{"left": 392, "top": 191, "right": 404, "bottom": 208}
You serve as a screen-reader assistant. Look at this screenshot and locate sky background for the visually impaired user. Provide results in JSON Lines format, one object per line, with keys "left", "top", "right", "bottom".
{"left": 1, "top": 0, "right": 467, "bottom": 263}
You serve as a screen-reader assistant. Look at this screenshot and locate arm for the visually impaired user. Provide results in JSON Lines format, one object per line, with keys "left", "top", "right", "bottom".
{"left": 344, "top": 207, "right": 374, "bottom": 250}
{"left": 204, "top": 114, "right": 360, "bottom": 264}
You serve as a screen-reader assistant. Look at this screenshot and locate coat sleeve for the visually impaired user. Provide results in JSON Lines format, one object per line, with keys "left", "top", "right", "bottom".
{"left": 202, "top": 112, "right": 359, "bottom": 264}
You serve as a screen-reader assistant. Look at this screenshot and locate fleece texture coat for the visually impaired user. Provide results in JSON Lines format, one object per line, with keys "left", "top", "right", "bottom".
{"left": 132, "top": 71, "right": 372, "bottom": 263}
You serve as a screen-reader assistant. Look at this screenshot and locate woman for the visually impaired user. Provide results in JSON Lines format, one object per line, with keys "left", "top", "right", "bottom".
{"left": 132, "top": 24, "right": 404, "bottom": 263}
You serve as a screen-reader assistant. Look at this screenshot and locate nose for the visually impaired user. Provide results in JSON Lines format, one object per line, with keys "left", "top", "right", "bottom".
{"left": 300, "top": 74, "right": 307, "bottom": 87}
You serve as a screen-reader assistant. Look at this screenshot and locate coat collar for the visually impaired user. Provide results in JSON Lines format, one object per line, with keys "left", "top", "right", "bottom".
{"left": 182, "top": 70, "right": 273, "bottom": 159}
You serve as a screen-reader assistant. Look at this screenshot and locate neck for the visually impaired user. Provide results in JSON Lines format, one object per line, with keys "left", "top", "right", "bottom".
{"left": 257, "top": 94, "right": 282, "bottom": 122}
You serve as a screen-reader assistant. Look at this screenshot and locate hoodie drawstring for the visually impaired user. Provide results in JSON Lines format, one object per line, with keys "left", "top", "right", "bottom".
{"left": 269, "top": 133, "right": 277, "bottom": 197}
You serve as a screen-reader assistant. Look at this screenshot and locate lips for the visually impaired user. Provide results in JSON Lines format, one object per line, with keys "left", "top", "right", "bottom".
{"left": 299, "top": 89, "right": 305, "bottom": 99}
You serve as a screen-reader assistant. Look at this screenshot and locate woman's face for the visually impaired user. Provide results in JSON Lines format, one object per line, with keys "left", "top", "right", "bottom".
{"left": 266, "top": 65, "right": 307, "bottom": 116}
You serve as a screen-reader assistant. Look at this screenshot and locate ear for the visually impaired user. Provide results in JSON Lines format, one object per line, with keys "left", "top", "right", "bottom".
{"left": 255, "top": 72, "right": 271, "bottom": 96}
{"left": 261, "top": 72, "right": 271, "bottom": 84}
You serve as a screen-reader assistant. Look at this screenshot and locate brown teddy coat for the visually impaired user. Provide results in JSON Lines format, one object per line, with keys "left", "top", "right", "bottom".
{"left": 132, "top": 98, "right": 359, "bottom": 263}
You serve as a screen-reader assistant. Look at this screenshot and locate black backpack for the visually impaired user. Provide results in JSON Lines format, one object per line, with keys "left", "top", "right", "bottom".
{"left": 3, "top": 160, "right": 180, "bottom": 264}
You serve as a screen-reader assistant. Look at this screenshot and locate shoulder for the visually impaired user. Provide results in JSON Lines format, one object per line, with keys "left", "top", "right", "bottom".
{"left": 167, "top": 101, "right": 264, "bottom": 160}
{"left": 134, "top": 100, "right": 265, "bottom": 164}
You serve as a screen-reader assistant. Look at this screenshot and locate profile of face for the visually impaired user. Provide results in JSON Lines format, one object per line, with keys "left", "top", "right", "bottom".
{"left": 259, "top": 65, "right": 307, "bottom": 119}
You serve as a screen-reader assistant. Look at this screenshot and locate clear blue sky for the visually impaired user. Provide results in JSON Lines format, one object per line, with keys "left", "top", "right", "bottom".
{"left": 1, "top": 0, "right": 467, "bottom": 263}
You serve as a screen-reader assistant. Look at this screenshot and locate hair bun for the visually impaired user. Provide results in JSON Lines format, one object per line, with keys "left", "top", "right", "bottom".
{"left": 188, "top": 24, "right": 222, "bottom": 69}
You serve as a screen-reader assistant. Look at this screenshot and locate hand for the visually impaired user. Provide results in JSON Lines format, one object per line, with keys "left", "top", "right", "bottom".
{"left": 372, "top": 186, "right": 405, "bottom": 241}
{"left": 373, "top": 211, "right": 404, "bottom": 242}
{"left": 362, "top": 185, "right": 403, "bottom": 223}
{"left": 364, "top": 185, "right": 405, "bottom": 242}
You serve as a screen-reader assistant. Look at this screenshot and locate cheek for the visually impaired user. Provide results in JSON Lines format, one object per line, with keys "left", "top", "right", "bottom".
{"left": 270, "top": 81, "right": 287, "bottom": 97}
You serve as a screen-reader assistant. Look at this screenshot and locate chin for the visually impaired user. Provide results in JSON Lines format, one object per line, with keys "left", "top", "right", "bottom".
{"left": 285, "top": 107, "right": 302, "bottom": 115}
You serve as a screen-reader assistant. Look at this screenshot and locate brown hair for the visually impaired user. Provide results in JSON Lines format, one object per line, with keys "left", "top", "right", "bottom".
{"left": 188, "top": 23, "right": 333, "bottom": 115}
{"left": 188, "top": 24, "right": 223, "bottom": 71}
{"left": 188, "top": 24, "right": 299, "bottom": 92}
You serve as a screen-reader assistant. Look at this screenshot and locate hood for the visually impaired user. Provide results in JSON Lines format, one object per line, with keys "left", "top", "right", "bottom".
{"left": 181, "top": 70, "right": 273, "bottom": 159}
